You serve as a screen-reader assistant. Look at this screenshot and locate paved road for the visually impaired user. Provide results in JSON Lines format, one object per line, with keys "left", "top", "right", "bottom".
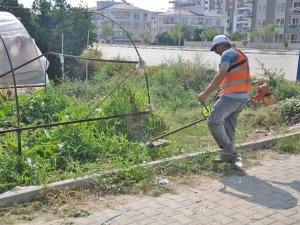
{"left": 19, "top": 153, "right": 300, "bottom": 225}
{"left": 99, "top": 45, "right": 299, "bottom": 81}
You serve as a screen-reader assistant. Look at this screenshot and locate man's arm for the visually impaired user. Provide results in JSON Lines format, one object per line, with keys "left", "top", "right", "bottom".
{"left": 198, "top": 68, "right": 227, "bottom": 103}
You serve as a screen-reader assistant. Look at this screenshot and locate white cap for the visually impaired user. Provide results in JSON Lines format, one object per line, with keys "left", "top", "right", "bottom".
{"left": 210, "top": 35, "right": 231, "bottom": 51}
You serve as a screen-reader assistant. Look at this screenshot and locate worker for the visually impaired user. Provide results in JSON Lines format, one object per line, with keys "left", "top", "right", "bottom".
{"left": 198, "top": 35, "right": 252, "bottom": 163}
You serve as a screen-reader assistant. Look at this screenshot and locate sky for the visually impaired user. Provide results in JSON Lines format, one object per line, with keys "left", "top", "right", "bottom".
{"left": 18, "top": 0, "right": 171, "bottom": 11}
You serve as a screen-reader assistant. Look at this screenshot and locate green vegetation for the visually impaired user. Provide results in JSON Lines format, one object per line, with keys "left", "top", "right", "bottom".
{"left": 200, "top": 28, "right": 220, "bottom": 41}
{"left": 0, "top": 0, "right": 98, "bottom": 81}
{"left": 272, "top": 136, "right": 300, "bottom": 153}
{"left": 0, "top": 53, "right": 300, "bottom": 196}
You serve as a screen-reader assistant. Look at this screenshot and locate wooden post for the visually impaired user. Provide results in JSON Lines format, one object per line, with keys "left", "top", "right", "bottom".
{"left": 86, "top": 30, "right": 89, "bottom": 80}
{"left": 61, "top": 33, "right": 64, "bottom": 82}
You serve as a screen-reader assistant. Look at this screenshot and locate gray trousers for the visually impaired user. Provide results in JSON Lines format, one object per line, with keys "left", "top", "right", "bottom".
{"left": 207, "top": 98, "right": 246, "bottom": 154}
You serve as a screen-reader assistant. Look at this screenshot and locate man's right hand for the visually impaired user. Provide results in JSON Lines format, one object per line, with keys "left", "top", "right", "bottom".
{"left": 198, "top": 92, "right": 208, "bottom": 103}
{"left": 213, "top": 92, "right": 220, "bottom": 101}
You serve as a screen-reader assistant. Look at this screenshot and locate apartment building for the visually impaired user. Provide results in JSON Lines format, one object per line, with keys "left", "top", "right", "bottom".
{"left": 92, "top": 0, "right": 227, "bottom": 44}
{"left": 285, "top": 0, "right": 300, "bottom": 43}
{"left": 209, "top": 0, "right": 226, "bottom": 14}
{"left": 222, "top": 0, "right": 300, "bottom": 44}
{"left": 152, "top": 6, "right": 227, "bottom": 42}
{"left": 251, "top": 0, "right": 300, "bottom": 44}
{"left": 92, "top": 1, "right": 149, "bottom": 43}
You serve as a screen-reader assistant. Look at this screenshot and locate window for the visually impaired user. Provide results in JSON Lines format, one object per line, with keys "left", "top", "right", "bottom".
{"left": 258, "top": 5, "right": 267, "bottom": 14}
{"left": 134, "top": 23, "right": 139, "bottom": 29}
{"left": 276, "top": 3, "right": 286, "bottom": 13}
{"left": 134, "top": 13, "right": 140, "bottom": 20}
{"left": 275, "top": 34, "right": 283, "bottom": 43}
{"left": 198, "top": 18, "right": 203, "bottom": 25}
{"left": 257, "top": 20, "right": 266, "bottom": 28}
{"left": 294, "top": 2, "right": 300, "bottom": 7}
{"left": 292, "top": 18, "right": 299, "bottom": 24}
{"left": 206, "top": 18, "right": 212, "bottom": 26}
{"left": 291, "top": 34, "right": 298, "bottom": 43}
{"left": 263, "top": 5, "right": 267, "bottom": 13}
{"left": 276, "top": 18, "right": 284, "bottom": 28}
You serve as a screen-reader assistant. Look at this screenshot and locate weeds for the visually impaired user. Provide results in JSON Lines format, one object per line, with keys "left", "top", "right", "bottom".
{"left": 272, "top": 136, "right": 300, "bottom": 153}
{"left": 0, "top": 56, "right": 299, "bottom": 197}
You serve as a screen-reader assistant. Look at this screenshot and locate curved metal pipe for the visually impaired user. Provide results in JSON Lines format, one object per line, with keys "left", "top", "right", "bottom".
{"left": 0, "top": 35, "right": 22, "bottom": 155}
{"left": 46, "top": 11, "right": 151, "bottom": 107}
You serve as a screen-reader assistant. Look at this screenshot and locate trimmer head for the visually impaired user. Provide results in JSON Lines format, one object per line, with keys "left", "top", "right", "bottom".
{"left": 146, "top": 139, "right": 171, "bottom": 148}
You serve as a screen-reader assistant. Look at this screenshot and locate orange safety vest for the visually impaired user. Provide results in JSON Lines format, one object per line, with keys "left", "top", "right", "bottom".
{"left": 219, "top": 49, "right": 253, "bottom": 96}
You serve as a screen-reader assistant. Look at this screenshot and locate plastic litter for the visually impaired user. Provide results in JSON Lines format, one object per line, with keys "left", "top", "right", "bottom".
{"left": 158, "top": 178, "right": 169, "bottom": 185}
{"left": 235, "top": 157, "right": 243, "bottom": 168}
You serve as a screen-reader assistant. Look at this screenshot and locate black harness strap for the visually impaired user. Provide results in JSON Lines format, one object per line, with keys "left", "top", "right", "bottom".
{"left": 227, "top": 49, "right": 248, "bottom": 73}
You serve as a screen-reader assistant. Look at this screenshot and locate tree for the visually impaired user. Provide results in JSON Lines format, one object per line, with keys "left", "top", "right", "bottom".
{"left": 140, "top": 31, "right": 149, "bottom": 44}
{"left": 170, "top": 24, "right": 183, "bottom": 45}
{"left": 157, "top": 32, "right": 174, "bottom": 45}
{"left": 264, "top": 23, "right": 277, "bottom": 43}
{"left": 181, "top": 25, "right": 194, "bottom": 41}
{"left": 0, "top": 0, "right": 36, "bottom": 35}
{"left": 200, "top": 28, "right": 220, "bottom": 41}
{"left": 101, "top": 23, "right": 113, "bottom": 43}
{"left": 229, "top": 31, "right": 247, "bottom": 41}
{"left": 250, "top": 29, "right": 263, "bottom": 43}
{"left": 124, "top": 29, "right": 133, "bottom": 39}
{"left": 283, "top": 33, "right": 291, "bottom": 48}
{"left": 31, "top": 0, "right": 98, "bottom": 80}
{"left": 192, "top": 28, "right": 203, "bottom": 41}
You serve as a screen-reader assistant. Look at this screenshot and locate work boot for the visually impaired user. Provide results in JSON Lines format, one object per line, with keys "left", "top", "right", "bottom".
{"left": 214, "top": 153, "right": 238, "bottom": 163}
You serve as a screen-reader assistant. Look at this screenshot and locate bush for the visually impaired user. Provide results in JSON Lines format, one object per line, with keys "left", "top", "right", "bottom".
{"left": 276, "top": 97, "right": 300, "bottom": 124}
{"left": 255, "top": 61, "right": 300, "bottom": 100}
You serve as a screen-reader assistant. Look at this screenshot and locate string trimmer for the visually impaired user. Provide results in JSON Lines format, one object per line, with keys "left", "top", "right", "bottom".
{"left": 146, "top": 103, "right": 211, "bottom": 148}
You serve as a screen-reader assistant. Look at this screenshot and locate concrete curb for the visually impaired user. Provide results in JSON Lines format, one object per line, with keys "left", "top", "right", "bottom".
{"left": 1, "top": 130, "right": 299, "bottom": 208}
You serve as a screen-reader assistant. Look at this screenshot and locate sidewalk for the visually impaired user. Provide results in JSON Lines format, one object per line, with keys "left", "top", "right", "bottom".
{"left": 18, "top": 153, "right": 300, "bottom": 225}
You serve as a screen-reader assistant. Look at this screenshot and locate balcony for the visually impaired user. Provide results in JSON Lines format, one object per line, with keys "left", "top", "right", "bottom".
{"left": 244, "top": 0, "right": 253, "bottom": 5}
{"left": 288, "top": 24, "right": 300, "bottom": 31}
{"left": 275, "top": 24, "right": 284, "bottom": 29}
{"left": 243, "top": 11, "right": 252, "bottom": 18}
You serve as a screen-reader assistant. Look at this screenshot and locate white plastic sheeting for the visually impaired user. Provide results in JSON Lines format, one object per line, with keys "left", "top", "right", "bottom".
{"left": 0, "top": 11, "right": 49, "bottom": 88}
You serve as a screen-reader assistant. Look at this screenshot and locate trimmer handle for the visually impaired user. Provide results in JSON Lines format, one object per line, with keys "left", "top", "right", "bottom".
{"left": 200, "top": 102, "right": 211, "bottom": 117}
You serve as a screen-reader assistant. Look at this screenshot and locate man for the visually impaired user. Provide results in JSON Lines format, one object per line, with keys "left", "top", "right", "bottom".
{"left": 198, "top": 35, "right": 252, "bottom": 163}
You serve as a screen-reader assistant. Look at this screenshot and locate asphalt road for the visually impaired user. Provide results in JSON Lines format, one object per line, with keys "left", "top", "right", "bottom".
{"left": 99, "top": 45, "right": 299, "bottom": 81}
